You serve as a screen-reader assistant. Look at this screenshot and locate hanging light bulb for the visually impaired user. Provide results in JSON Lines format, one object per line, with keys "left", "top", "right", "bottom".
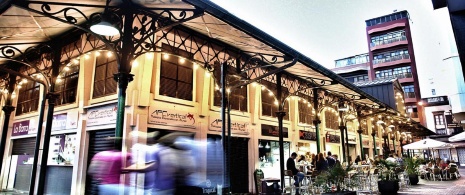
{"left": 84, "top": 53, "right": 90, "bottom": 59}
{"left": 251, "top": 82, "right": 257, "bottom": 87}
{"left": 261, "top": 86, "right": 266, "bottom": 91}
{"left": 132, "top": 60, "right": 139, "bottom": 67}
{"left": 95, "top": 51, "right": 101, "bottom": 56}
{"left": 226, "top": 88, "right": 231, "bottom": 93}
{"left": 179, "top": 58, "right": 185, "bottom": 64}
{"left": 163, "top": 53, "right": 169, "bottom": 60}
{"left": 268, "top": 90, "right": 273, "bottom": 96}
{"left": 106, "top": 51, "right": 113, "bottom": 58}
{"left": 193, "top": 63, "right": 199, "bottom": 70}
{"left": 274, "top": 100, "right": 279, "bottom": 106}
{"left": 64, "top": 66, "right": 70, "bottom": 71}
{"left": 265, "top": 143, "right": 270, "bottom": 149}
{"left": 73, "top": 59, "right": 79, "bottom": 64}
{"left": 205, "top": 71, "right": 211, "bottom": 77}
{"left": 258, "top": 142, "right": 263, "bottom": 148}
{"left": 146, "top": 52, "right": 153, "bottom": 59}
{"left": 22, "top": 78, "right": 27, "bottom": 83}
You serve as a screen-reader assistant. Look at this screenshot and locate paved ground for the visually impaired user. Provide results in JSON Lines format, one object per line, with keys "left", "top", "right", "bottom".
{"left": 398, "top": 168, "right": 465, "bottom": 195}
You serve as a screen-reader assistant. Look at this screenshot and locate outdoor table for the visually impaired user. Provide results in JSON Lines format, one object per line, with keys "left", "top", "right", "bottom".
{"left": 261, "top": 178, "right": 281, "bottom": 194}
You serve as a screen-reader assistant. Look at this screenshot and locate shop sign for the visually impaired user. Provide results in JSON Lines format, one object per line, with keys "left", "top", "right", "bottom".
{"left": 422, "top": 96, "right": 449, "bottom": 107}
{"left": 348, "top": 134, "right": 357, "bottom": 144}
{"left": 362, "top": 139, "right": 370, "bottom": 146}
{"left": 208, "top": 117, "right": 249, "bottom": 134}
{"left": 148, "top": 107, "right": 196, "bottom": 129}
{"left": 325, "top": 132, "right": 340, "bottom": 143}
{"left": 299, "top": 130, "right": 317, "bottom": 141}
{"left": 52, "top": 113, "right": 67, "bottom": 131}
{"left": 87, "top": 103, "right": 117, "bottom": 127}
{"left": 12, "top": 120, "right": 31, "bottom": 136}
{"left": 261, "top": 124, "right": 288, "bottom": 138}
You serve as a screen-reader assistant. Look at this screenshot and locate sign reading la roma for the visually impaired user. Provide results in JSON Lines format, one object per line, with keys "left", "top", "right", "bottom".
{"left": 149, "top": 107, "right": 196, "bottom": 129}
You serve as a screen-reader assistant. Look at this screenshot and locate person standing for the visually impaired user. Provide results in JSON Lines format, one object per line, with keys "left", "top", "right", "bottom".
{"left": 286, "top": 152, "right": 305, "bottom": 187}
{"left": 354, "top": 155, "right": 361, "bottom": 165}
{"left": 316, "top": 153, "right": 329, "bottom": 173}
{"left": 326, "top": 151, "right": 336, "bottom": 167}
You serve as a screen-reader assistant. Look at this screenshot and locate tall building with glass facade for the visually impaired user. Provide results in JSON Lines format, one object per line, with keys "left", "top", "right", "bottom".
{"left": 332, "top": 10, "right": 424, "bottom": 125}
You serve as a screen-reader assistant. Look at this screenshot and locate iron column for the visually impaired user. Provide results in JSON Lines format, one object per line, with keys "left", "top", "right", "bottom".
{"left": 312, "top": 88, "right": 321, "bottom": 154}
{"left": 276, "top": 73, "right": 286, "bottom": 191}
{"left": 372, "top": 131, "right": 378, "bottom": 157}
{"left": 339, "top": 111, "right": 346, "bottom": 162}
{"left": 357, "top": 129, "right": 364, "bottom": 160}
{"left": 37, "top": 44, "right": 62, "bottom": 195}
{"left": 0, "top": 73, "right": 16, "bottom": 175}
{"left": 220, "top": 62, "right": 227, "bottom": 188}
{"left": 114, "top": 5, "right": 135, "bottom": 150}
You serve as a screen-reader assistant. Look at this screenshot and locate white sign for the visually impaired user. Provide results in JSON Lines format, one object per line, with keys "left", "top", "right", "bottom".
{"left": 148, "top": 107, "right": 197, "bottom": 129}
{"left": 86, "top": 103, "right": 117, "bottom": 127}
{"left": 208, "top": 117, "right": 249, "bottom": 134}
{"left": 348, "top": 134, "right": 357, "bottom": 144}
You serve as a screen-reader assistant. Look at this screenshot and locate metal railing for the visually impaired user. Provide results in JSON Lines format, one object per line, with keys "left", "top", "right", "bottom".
{"left": 404, "top": 92, "right": 416, "bottom": 99}
{"left": 408, "top": 111, "right": 419, "bottom": 118}
{"left": 375, "top": 72, "right": 413, "bottom": 80}
{"left": 436, "top": 129, "right": 447, "bottom": 135}
{"left": 370, "top": 36, "right": 407, "bottom": 47}
{"left": 373, "top": 54, "right": 410, "bottom": 65}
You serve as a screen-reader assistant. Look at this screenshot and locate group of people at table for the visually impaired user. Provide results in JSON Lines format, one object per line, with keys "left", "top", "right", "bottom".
{"left": 286, "top": 151, "right": 369, "bottom": 187}
{"left": 421, "top": 158, "right": 461, "bottom": 180}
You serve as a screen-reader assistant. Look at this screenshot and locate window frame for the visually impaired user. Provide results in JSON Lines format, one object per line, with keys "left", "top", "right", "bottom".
{"left": 55, "top": 65, "right": 79, "bottom": 106}
{"left": 157, "top": 44, "right": 195, "bottom": 102}
{"left": 16, "top": 81, "right": 40, "bottom": 116}
{"left": 92, "top": 52, "right": 118, "bottom": 99}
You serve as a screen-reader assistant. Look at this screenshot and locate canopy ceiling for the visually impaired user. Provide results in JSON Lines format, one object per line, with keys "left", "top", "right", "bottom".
{"left": 0, "top": 0, "right": 435, "bottom": 136}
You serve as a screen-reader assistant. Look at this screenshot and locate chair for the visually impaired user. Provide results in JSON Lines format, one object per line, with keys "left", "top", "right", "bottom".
{"left": 449, "top": 167, "right": 460, "bottom": 179}
{"left": 432, "top": 168, "right": 442, "bottom": 181}
{"left": 284, "top": 170, "right": 298, "bottom": 194}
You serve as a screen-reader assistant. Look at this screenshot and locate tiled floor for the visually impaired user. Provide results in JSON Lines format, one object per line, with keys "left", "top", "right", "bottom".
{"left": 398, "top": 169, "right": 465, "bottom": 195}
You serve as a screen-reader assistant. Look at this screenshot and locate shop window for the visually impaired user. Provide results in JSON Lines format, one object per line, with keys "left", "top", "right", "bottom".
{"left": 93, "top": 51, "right": 117, "bottom": 98}
{"left": 298, "top": 96, "right": 313, "bottom": 124}
{"left": 16, "top": 81, "right": 40, "bottom": 115}
{"left": 55, "top": 65, "right": 79, "bottom": 106}
{"left": 213, "top": 68, "right": 248, "bottom": 112}
{"left": 159, "top": 45, "right": 193, "bottom": 101}
{"left": 261, "top": 81, "right": 289, "bottom": 120}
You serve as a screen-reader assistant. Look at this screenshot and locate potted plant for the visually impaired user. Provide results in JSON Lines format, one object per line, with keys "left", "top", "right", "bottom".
{"left": 404, "top": 157, "right": 421, "bottom": 185}
{"left": 313, "top": 164, "right": 358, "bottom": 195}
{"left": 375, "top": 159, "right": 400, "bottom": 195}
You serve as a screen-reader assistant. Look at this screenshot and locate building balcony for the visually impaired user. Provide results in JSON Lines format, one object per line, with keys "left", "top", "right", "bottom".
{"left": 331, "top": 63, "right": 370, "bottom": 74}
{"left": 375, "top": 72, "right": 413, "bottom": 82}
{"left": 370, "top": 36, "right": 408, "bottom": 51}
{"left": 373, "top": 54, "right": 411, "bottom": 69}
{"left": 404, "top": 92, "right": 417, "bottom": 103}
{"left": 436, "top": 129, "right": 447, "bottom": 135}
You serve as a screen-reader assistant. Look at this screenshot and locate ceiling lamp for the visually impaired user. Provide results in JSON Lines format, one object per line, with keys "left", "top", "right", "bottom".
{"left": 90, "top": 20, "right": 119, "bottom": 36}
{"left": 90, "top": 0, "right": 119, "bottom": 36}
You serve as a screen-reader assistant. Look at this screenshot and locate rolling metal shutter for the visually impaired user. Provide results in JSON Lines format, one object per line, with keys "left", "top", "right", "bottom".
{"left": 12, "top": 137, "right": 36, "bottom": 155}
{"left": 85, "top": 129, "right": 115, "bottom": 195}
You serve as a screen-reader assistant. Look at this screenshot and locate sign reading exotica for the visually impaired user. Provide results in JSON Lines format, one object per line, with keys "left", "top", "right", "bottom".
{"left": 148, "top": 107, "right": 196, "bottom": 129}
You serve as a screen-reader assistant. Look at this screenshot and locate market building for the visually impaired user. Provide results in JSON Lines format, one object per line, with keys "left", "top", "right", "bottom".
{"left": 0, "top": 1, "right": 435, "bottom": 194}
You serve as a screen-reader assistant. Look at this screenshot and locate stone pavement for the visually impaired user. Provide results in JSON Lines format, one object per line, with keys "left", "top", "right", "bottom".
{"left": 398, "top": 168, "right": 465, "bottom": 195}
